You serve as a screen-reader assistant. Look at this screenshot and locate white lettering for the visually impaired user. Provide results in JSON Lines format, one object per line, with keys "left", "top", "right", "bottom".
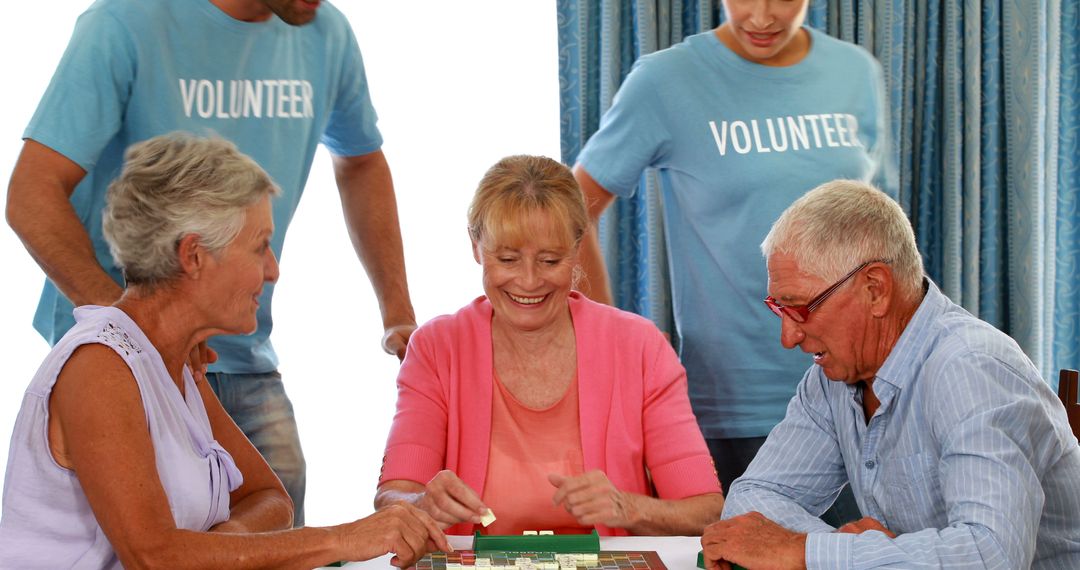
{"left": 263, "top": 80, "right": 279, "bottom": 117}
{"left": 215, "top": 80, "right": 230, "bottom": 119}
{"left": 196, "top": 79, "right": 214, "bottom": 118}
{"left": 301, "top": 81, "right": 314, "bottom": 117}
{"left": 244, "top": 80, "right": 262, "bottom": 118}
{"left": 787, "top": 116, "right": 808, "bottom": 151}
{"left": 833, "top": 113, "right": 850, "bottom": 146}
{"left": 276, "top": 82, "right": 290, "bottom": 118}
{"left": 709, "top": 120, "right": 728, "bottom": 156}
{"left": 179, "top": 79, "right": 198, "bottom": 118}
{"left": 766, "top": 118, "right": 789, "bottom": 152}
{"left": 847, "top": 114, "right": 863, "bottom": 147}
{"left": 750, "top": 120, "right": 771, "bottom": 153}
{"left": 228, "top": 80, "right": 242, "bottom": 118}
{"left": 730, "top": 121, "right": 751, "bottom": 154}
{"left": 804, "top": 115, "right": 823, "bottom": 147}
{"left": 821, "top": 114, "right": 838, "bottom": 147}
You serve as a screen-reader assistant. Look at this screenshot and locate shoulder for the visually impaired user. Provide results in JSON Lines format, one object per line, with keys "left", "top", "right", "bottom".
{"left": 309, "top": 1, "right": 357, "bottom": 40}
{"left": 915, "top": 306, "right": 1046, "bottom": 421}
{"left": 627, "top": 32, "right": 712, "bottom": 84}
{"left": 569, "top": 293, "right": 667, "bottom": 346}
{"left": 408, "top": 297, "right": 491, "bottom": 349}
{"left": 808, "top": 28, "right": 880, "bottom": 71}
{"left": 80, "top": 0, "right": 166, "bottom": 27}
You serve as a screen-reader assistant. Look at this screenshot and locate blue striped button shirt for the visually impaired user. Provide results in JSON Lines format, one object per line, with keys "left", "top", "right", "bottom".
{"left": 723, "top": 280, "right": 1080, "bottom": 568}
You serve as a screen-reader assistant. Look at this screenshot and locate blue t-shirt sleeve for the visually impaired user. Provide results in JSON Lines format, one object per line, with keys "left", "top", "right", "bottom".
{"left": 577, "top": 59, "right": 671, "bottom": 198}
{"left": 867, "top": 60, "right": 899, "bottom": 201}
{"left": 320, "top": 22, "right": 383, "bottom": 157}
{"left": 24, "top": 6, "right": 135, "bottom": 171}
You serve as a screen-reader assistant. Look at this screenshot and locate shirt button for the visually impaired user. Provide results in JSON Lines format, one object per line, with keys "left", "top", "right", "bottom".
{"left": 865, "top": 460, "right": 876, "bottom": 469}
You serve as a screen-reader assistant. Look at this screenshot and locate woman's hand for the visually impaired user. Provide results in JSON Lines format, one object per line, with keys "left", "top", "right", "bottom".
{"left": 186, "top": 340, "right": 217, "bottom": 382}
{"left": 548, "top": 471, "right": 640, "bottom": 528}
{"left": 414, "top": 470, "right": 489, "bottom": 528}
{"left": 336, "top": 503, "right": 452, "bottom": 568}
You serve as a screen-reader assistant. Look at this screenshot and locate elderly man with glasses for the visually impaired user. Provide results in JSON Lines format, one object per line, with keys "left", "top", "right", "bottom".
{"left": 701, "top": 180, "right": 1080, "bottom": 569}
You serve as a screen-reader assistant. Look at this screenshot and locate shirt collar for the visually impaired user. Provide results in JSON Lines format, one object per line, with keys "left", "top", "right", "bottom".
{"left": 873, "top": 278, "right": 948, "bottom": 392}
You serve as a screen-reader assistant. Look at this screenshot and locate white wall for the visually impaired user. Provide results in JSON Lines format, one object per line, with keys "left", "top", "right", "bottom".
{"left": 0, "top": 1, "right": 560, "bottom": 527}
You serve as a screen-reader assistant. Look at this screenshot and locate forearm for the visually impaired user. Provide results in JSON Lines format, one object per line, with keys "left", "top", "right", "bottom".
{"left": 210, "top": 488, "right": 294, "bottom": 533}
{"left": 573, "top": 165, "right": 615, "bottom": 305}
{"left": 578, "top": 227, "right": 614, "bottom": 305}
{"left": 723, "top": 481, "right": 834, "bottom": 534}
{"left": 124, "top": 525, "right": 343, "bottom": 570}
{"left": 334, "top": 152, "right": 415, "bottom": 329}
{"left": 7, "top": 148, "right": 121, "bottom": 307}
{"left": 805, "top": 524, "right": 1014, "bottom": 569}
{"left": 374, "top": 483, "right": 425, "bottom": 510}
{"left": 621, "top": 492, "right": 724, "bottom": 536}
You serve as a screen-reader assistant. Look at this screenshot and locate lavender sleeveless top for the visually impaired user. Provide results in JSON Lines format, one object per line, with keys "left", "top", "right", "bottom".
{"left": 0, "top": 306, "right": 242, "bottom": 569}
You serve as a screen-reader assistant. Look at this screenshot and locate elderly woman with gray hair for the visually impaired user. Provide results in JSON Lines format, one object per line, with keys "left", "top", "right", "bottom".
{"left": 0, "top": 133, "right": 448, "bottom": 569}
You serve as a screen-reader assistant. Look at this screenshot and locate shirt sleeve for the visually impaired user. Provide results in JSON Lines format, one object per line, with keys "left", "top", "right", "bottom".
{"left": 867, "top": 60, "right": 899, "bottom": 201}
{"left": 640, "top": 327, "right": 722, "bottom": 498}
{"left": 24, "top": 6, "right": 135, "bottom": 171}
{"left": 722, "top": 369, "right": 847, "bottom": 534}
{"left": 320, "top": 21, "right": 383, "bottom": 157}
{"left": 576, "top": 58, "right": 672, "bottom": 198}
{"left": 379, "top": 325, "right": 448, "bottom": 485}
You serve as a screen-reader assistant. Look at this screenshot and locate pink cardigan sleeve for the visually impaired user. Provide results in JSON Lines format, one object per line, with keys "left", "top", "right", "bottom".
{"left": 378, "top": 321, "right": 449, "bottom": 485}
{"left": 640, "top": 326, "right": 723, "bottom": 498}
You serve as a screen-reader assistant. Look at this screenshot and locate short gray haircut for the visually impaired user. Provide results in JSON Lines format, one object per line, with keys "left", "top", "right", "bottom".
{"left": 102, "top": 132, "right": 281, "bottom": 287}
{"left": 761, "top": 180, "right": 924, "bottom": 300}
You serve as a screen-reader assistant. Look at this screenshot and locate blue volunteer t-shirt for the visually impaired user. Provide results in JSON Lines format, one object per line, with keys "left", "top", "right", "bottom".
{"left": 578, "top": 27, "right": 897, "bottom": 439}
{"left": 25, "top": 0, "right": 382, "bottom": 373}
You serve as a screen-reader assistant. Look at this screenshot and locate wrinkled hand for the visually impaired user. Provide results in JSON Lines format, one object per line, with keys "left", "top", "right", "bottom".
{"left": 701, "top": 512, "right": 806, "bottom": 570}
{"left": 338, "top": 503, "right": 452, "bottom": 568}
{"left": 186, "top": 341, "right": 217, "bottom": 382}
{"left": 415, "top": 470, "right": 488, "bottom": 528}
{"left": 836, "top": 516, "right": 896, "bottom": 538}
{"left": 382, "top": 324, "right": 417, "bottom": 362}
{"left": 549, "top": 471, "right": 638, "bottom": 529}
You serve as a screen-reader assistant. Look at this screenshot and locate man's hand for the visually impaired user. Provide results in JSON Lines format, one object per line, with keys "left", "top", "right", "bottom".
{"left": 549, "top": 471, "right": 639, "bottom": 529}
{"left": 337, "top": 503, "right": 452, "bottom": 568}
{"left": 413, "top": 470, "right": 488, "bottom": 529}
{"left": 382, "top": 323, "right": 417, "bottom": 362}
{"left": 836, "top": 516, "right": 896, "bottom": 538}
{"left": 701, "top": 512, "right": 807, "bottom": 570}
{"left": 187, "top": 340, "right": 217, "bottom": 382}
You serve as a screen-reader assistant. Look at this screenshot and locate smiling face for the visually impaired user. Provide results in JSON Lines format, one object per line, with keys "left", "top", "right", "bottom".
{"left": 474, "top": 210, "right": 578, "bottom": 334}
{"left": 719, "top": 0, "right": 810, "bottom": 66}
{"left": 202, "top": 196, "right": 279, "bottom": 335}
{"left": 766, "top": 251, "right": 880, "bottom": 383}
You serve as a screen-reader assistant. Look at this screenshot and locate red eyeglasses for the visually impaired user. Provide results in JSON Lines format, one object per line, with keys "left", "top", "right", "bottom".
{"left": 763, "top": 259, "right": 889, "bottom": 323}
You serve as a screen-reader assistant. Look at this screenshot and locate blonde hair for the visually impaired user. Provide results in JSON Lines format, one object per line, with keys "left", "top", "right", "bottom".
{"left": 467, "top": 155, "right": 588, "bottom": 251}
{"left": 103, "top": 132, "right": 280, "bottom": 287}
{"left": 761, "top": 179, "right": 924, "bottom": 300}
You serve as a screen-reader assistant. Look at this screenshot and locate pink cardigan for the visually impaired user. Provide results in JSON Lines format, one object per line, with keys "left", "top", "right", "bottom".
{"left": 379, "top": 292, "right": 721, "bottom": 536}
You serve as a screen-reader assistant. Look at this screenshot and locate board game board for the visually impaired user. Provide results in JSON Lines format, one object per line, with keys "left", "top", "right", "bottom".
{"left": 411, "top": 550, "right": 667, "bottom": 570}
{"left": 409, "top": 531, "right": 667, "bottom": 570}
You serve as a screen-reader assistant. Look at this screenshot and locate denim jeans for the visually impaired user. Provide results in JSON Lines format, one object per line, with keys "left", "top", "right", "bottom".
{"left": 707, "top": 436, "right": 861, "bottom": 527}
{"left": 206, "top": 371, "right": 306, "bottom": 527}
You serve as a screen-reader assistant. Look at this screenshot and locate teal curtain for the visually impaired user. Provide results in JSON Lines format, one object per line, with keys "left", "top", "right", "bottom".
{"left": 558, "top": 0, "right": 1071, "bottom": 384}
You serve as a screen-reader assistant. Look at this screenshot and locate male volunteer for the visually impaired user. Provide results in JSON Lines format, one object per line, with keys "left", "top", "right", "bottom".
{"left": 6, "top": 0, "right": 416, "bottom": 525}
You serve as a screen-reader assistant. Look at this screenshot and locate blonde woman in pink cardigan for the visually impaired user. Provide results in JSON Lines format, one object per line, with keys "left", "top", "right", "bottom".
{"left": 375, "top": 155, "right": 724, "bottom": 537}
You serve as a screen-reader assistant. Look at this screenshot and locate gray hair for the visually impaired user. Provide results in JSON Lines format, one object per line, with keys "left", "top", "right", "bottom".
{"left": 761, "top": 179, "right": 924, "bottom": 300}
{"left": 102, "top": 132, "right": 280, "bottom": 287}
